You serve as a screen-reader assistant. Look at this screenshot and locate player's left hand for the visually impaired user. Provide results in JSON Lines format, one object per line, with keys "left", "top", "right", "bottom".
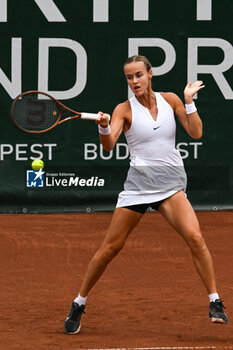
{"left": 184, "top": 81, "right": 205, "bottom": 103}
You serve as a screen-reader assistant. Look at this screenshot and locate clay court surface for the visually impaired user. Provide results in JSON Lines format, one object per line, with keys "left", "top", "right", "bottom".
{"left": 0, "top": 211, "right": 232, "bottom": 350}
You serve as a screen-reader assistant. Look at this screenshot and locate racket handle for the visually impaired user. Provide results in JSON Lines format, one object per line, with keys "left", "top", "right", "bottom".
{"left": 80, "top": 113, "right": 111, "bottom": 121}
{"left": 80, "top": 113, "right": 99, "bottom": 120}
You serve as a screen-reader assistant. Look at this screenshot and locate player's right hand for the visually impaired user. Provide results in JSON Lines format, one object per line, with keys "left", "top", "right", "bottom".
{"left": 95, "top": 112, "right": 110, "bottom": 128}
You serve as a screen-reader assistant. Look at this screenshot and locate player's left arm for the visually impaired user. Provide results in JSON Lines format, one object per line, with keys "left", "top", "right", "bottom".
{"left": 164, "top": 81, "right": 205, "bottom": 139}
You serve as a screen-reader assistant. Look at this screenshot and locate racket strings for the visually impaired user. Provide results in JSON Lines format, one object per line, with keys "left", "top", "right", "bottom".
{"left": 13, "top": 93, "right": 60, "bottom": 132}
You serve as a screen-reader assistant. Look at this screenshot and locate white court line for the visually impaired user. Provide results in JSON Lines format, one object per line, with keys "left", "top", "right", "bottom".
{"left": 71, "top": 346, "right": 233, "bottom": 350}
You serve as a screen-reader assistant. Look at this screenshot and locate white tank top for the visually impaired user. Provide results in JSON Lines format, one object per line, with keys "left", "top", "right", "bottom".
{"left": 125, "top": 92, "right": 184, "bottom": 167}
{"left": 116, "top": 92, "right": 187, "bottom": 207}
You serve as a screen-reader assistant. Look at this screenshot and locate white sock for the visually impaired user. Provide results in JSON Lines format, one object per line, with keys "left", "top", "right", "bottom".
{"left": 74, "top": 294, "right": 87, "bottom": 306}
{"left": 208, "top": 293, "right": 219, "bottom": 303}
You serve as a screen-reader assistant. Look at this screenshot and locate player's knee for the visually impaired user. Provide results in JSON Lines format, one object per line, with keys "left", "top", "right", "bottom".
{"left": 188, "top": 231, "right": 206, "bottom": 254}
{"left": 100, "top": 243, "right": 123, "bottom": 263}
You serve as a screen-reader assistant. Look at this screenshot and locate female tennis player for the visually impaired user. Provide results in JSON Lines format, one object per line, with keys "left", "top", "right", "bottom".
{"left": 64, "top": 55, "right": 228, "bottom": 334}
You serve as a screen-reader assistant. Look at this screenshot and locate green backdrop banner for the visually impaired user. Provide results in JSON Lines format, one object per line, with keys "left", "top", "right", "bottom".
{"left": 0, "top": 1, "right": 232, "bottom": 213}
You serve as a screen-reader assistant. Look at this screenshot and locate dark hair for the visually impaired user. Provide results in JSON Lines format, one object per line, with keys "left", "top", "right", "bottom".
{"left": 124, "top": 55, "right": 152, "bottom": 72}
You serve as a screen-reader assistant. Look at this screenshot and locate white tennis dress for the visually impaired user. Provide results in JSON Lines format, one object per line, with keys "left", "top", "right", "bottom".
{"left": 116, "top": 92, "right": 187, "bottom": 208}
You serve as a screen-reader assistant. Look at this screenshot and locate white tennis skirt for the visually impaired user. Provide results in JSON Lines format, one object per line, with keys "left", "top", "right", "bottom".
{"left": 116, "top": 164, "right": 187, "bottom": 208}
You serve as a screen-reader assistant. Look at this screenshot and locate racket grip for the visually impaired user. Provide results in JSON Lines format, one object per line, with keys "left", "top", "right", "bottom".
{"left": 80, "top": 113, "right": 99, "bottom": 120}
{"left": 80, "top": 113, "right": 111, "bottom": 121}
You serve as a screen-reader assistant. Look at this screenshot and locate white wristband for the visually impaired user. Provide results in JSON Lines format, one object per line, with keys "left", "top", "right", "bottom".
{"left": 185, "top": 101, "right": 197, "bottom": 114}
{"left": 98, "top": 124, "right": 111, "bottom": 135}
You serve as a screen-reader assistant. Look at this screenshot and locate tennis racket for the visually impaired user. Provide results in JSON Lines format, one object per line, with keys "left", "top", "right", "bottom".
{"left": 11, "top": 90, "right": 100, "bottom": 133}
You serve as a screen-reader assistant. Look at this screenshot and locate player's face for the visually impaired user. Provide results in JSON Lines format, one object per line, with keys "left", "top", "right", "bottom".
{"left": 124, "top": 61, "right": 152, "bottom": 97}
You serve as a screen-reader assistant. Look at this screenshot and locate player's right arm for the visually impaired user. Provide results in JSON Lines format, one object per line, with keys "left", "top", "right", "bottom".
{"left": 96, "top": 102, "right": 130, "bottom": 152}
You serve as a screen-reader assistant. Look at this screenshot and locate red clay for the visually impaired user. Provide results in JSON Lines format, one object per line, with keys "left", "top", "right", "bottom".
{"left": 0, "top": 211, "right": 232, "bottom": 350}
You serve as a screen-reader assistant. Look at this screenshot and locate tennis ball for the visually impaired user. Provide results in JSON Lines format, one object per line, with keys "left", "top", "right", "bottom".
{"left": 31, "top": 159, "right": 44, "bottom": 170}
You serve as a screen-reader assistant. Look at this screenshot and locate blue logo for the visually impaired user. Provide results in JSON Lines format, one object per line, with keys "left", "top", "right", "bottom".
{"left": 26, "top": 169, "right": 45, "bottom": 188}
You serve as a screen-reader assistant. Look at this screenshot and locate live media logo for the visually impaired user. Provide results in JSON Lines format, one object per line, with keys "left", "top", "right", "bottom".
{"left": 26, "top": 170, "right": 105, "bottom": 189}
{"left": 26, "top": 170, "right": 45, "bottom": 188}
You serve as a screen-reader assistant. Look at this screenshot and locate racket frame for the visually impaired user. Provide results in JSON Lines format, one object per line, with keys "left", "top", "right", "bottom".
{"left": 11, "top": 90, "right": 98, "bottom": 134}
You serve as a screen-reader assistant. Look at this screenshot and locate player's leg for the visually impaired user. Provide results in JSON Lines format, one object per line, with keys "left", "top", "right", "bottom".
{"left": 64, "top": 207, "right": 144, "bottom": 334}
{"left": 79, "top": 207, "right": 143, "bottom": 297}
{"left": 159, "top": 190, "right": 228, "bottom": 323}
